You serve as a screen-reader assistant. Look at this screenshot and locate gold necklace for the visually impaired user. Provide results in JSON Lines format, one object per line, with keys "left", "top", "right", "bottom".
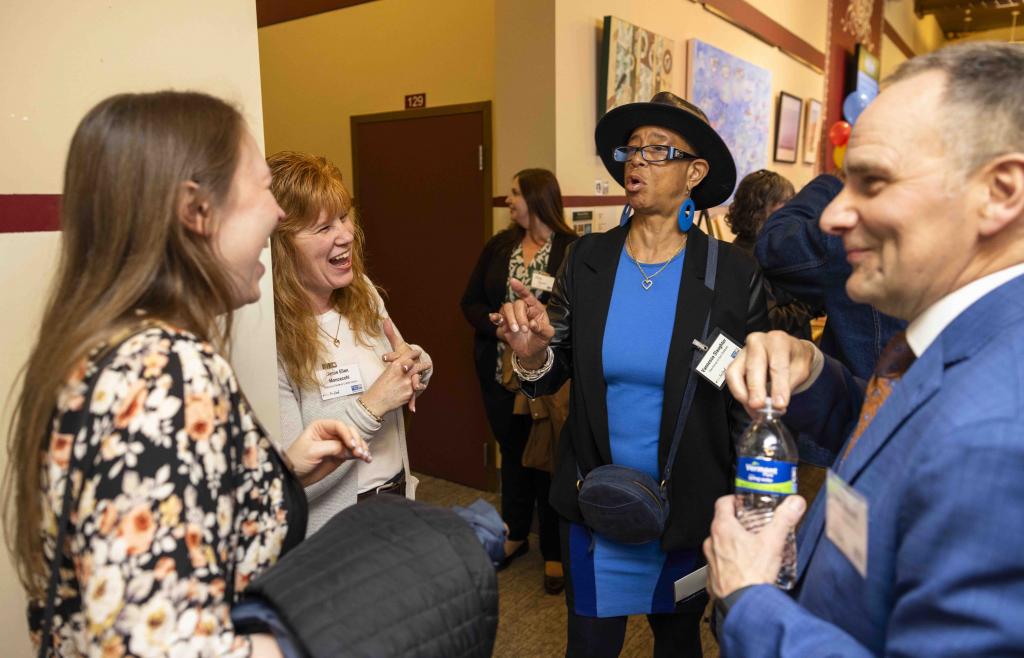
{"left": 625, "top": 232, "right": 686, "bottom": 290}
{"left": 319, "top": 313, "right": 343, "bottom": 347}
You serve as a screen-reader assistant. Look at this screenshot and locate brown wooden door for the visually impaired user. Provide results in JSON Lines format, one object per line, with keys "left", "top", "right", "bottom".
{"left": 351, "top": 102, "right": 496, "bottom": 490}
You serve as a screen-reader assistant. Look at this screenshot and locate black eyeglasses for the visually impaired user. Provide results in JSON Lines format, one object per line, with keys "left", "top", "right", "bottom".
{"left": 613, "top": 145, "right": 697, "bottom": 163}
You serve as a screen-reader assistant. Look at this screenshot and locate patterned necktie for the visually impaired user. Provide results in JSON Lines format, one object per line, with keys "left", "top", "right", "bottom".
{"left": 842, "top": 331, "right": 916, "bottom": 460}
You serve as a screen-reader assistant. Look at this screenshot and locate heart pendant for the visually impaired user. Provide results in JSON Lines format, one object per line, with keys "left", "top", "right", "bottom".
{"left": 641, "top": 278, "right": 653, "bottom": 290}
{"left": 333, "top": 339, "right": 341, "bottom": 347}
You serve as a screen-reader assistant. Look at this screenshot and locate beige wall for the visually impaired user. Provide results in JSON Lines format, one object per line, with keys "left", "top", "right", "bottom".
{"left": 493, "top": 0, "right": 557, "bottom": 233}
{"left": 746, "top": 0, "right": 829, "bottom": 53}
{"left": 880, "top": 0, "right": 946, "bottom": 78}
{"left": 0, "top": 2, "right": 272, "bottom": 654}
{"left": 884, "top": 0, "right": 946, "bottom": 56}
{"left": 553, "top": 0, "right": 826, "bottom": 213}
{"left": 258, "top": 0, "right": 496, "bottom": 188}
{"left": 948, "top": 26, "right": 1021, "bottom": 44}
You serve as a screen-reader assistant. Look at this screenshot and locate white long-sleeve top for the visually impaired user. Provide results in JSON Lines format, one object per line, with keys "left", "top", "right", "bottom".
{"left": 277, "top": 286, "right": 430, "bottom": 535}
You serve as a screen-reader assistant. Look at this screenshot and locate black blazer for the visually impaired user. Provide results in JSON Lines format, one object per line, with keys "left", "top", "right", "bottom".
{"left": 524, "top": 224, "right": 769, "bottom": 551}
{"left": 460, "top": 228, "right": 577, "bottom": 394}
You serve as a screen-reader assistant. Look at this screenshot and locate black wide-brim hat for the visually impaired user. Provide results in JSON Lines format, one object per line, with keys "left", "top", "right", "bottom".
{"left": 595, "top": 91, "right": 737, "bottom": 210}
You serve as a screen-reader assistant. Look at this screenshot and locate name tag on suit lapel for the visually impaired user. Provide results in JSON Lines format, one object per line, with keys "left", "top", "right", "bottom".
{"left": 826, "top": 470, "right": 869, "bottom": 577}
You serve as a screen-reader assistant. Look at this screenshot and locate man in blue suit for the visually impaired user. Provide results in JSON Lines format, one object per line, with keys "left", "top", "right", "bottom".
{"left": 705, "top": 41, "right": 1024, "bottom": 656}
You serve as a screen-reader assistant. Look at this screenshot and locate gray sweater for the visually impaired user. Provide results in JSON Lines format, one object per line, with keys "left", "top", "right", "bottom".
{"left": 278, "top": 303, "right": 429, "bottom": 535}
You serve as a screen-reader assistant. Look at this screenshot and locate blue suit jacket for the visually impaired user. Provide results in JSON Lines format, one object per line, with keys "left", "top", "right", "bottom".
{"left": 722, "top": 274, "right": 1024, "bottom": 657}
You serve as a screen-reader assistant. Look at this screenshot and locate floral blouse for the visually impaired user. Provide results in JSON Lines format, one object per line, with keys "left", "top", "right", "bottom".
{"left": 30, "top": 325, "right": 303, "bottom": 657}
{"left": 494, "top": 238, "right": 552, "bottom": 384}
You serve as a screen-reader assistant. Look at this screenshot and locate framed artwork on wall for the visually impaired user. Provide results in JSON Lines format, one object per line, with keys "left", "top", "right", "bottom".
{"left": 598, "top": 16, "right": 680, "bottom": 123}
{"left": 803, "top": 98, "right": 823, "bottom": 165}
{"left": 774, "top": 91, "right": 802, "bottom": 163}
{"left": 686, "top": 39, "right": 772, "bottom": 206}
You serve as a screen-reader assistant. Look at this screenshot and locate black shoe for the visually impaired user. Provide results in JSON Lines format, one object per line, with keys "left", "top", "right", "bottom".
{"left": 497, "top": 539, "right": 529, "bottom": 571}
{"left": 544, "top": 574, "right": 565, "bottom": 595}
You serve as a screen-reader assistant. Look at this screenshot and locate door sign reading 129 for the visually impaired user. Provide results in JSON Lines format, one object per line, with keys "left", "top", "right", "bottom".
{"left": 404, "top": 93, "right": 426, "bottom": 109}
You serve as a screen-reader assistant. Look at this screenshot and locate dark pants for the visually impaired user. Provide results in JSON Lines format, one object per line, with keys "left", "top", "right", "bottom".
{"left": 565, "top": 609, "right": 703, "bottom": 658}
{"left": 499, "top": 413, "right": 560, "bottom": 561}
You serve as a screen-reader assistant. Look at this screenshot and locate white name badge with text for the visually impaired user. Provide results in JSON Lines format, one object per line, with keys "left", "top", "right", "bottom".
{"left": 318, "top": 362, "right": 365, "bottom": 401}
{"left": 825, "top": 470, "right": 869, "bottom": 577}
{"left": 673, "top": 565, "right": 707, "bottom": 603}
{"left": 531, "top": 271, "right": 555, "bottom": 293}
{"left": 695, "top": 329, "right": 742, "bottom": 389}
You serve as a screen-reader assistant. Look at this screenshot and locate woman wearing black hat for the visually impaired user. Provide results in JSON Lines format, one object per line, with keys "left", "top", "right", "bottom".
{"left": 492, "top": 92, "right": 769, "bottom": 657}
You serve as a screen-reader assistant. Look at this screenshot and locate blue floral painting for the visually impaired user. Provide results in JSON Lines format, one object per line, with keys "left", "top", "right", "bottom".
{"left": 687, "top": 40, "right": 772, "bottom": 204}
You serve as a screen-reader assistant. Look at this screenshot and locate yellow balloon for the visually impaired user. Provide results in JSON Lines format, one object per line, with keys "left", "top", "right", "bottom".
{"left": 833, "top": 144, "right": 847, "bottom": 169}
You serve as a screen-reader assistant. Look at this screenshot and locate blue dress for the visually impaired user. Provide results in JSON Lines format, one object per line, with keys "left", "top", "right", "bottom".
{"left": 569, "top": 246, "right": 700, "bottom": 617}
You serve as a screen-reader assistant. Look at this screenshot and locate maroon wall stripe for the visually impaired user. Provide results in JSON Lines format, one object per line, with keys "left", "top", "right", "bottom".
{"left": 493, "top": 195, "right": 627, "bottom": 208}
{"left": 256, "top": 0, "right": 379, "bottom": 27}
{"left": 0, "top": 195, "right": 61, "bottom": 233}
{"left": 883, "top": 20, "right": 916, "bottom": 59}
{"left": 702, "top": 0, "right": 827, "bottom": 71}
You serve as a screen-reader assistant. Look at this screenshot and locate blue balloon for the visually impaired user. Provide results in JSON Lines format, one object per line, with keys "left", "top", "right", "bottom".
{"left": 842, "top": 91, "right": 872, "bottom": 125}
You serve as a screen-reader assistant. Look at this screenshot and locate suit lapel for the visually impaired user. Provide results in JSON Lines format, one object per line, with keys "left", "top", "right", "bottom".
{"left": 798, "top": 274, "right": 1024, "bottom": 581}
{"left": 796, "top": 349, "right": 942, "bottom": 580}
{"left": 837, "top": 349, "right": 942, "bottom": 482}
{"left": 658, "top": 227, "right": 713, "bottom": 472}
{"left": 575, "top": 226, "right": 628, "bottom": 465}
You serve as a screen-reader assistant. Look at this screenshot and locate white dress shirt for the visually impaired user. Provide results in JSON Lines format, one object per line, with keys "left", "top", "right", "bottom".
{"left": 905, "top": 264, "right": 1024, "bottom": 357}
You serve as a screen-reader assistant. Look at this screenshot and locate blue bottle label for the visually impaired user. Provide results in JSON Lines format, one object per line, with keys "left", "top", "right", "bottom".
{"left": 735, "top": 457, "right": 797, "bottom": 494}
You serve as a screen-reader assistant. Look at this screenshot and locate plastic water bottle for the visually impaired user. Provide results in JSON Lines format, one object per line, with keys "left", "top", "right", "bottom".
{"left": 734, "top": 399, "right": 799, "bottom": 590}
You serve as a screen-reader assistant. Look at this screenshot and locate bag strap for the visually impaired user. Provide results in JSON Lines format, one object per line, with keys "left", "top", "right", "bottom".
{"left": 38, "top": 342, "right": 126, "bottom": 658}
{"left": 660, "top": 236, "right": 719, "bottom": 489}
{"left": 575, "top": 237, "right": 720, "bottom": 488}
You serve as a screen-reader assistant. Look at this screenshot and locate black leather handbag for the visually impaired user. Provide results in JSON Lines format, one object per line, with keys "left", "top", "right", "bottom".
{"left": 576, "top": 237, "right": 720, "bottom": 545}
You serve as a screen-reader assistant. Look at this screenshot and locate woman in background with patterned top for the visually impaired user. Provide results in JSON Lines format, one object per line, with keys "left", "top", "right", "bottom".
{"left": 460, "top": 168, "right": 576, "bottom": 594}
{"left": 2, "top": 91, "right": 370, "bottom": 657}
{"left": 270, "top": 152, "right": 432, "bottom": 534}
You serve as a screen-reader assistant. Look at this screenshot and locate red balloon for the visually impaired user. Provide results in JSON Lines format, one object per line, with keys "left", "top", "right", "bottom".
{"left": 828, "top": 121, "right": 852, "bottom": 147}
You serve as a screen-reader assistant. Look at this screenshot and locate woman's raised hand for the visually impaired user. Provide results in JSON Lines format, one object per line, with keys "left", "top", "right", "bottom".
{"left": 286, "top": 419, "right": 371, "bottom": 487}
{"left": 361, "top": 319, "right": 431, "bottom": 416}
{"left": 489, "top": 278, "right": 554, "bottom": 366}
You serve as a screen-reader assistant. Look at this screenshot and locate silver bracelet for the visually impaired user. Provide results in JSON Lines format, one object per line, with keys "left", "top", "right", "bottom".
{"left": 510, "top": 347, "right": 554, "bottom": 381}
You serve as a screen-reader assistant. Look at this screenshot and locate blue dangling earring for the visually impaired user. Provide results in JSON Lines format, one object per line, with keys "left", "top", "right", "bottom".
{"left": 677, "top": 198, "right": 696, "bottom": 232}
{"left": 619, "top": 203, "right": 632, "bottom": 227}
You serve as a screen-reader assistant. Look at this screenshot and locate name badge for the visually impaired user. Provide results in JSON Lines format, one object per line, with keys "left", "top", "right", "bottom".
{"left": 673, "top": 565, "right": 707, "bottom": 602}
{"left": 318, "top": 362, "right": 365, "bottom": 401}
{"left": 694, "top": 329, "right": 742, "bottom": 389}
{"left": 825, "top": 470, "right": 869, "bottom": 577}
{"left": 530, "top": 271, "right": 555, "bottom": 293}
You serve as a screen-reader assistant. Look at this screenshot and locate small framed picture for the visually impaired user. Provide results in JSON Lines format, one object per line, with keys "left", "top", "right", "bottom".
{"left": 773, "top": 91, "right": 803, "bottom": 164}
{"left": 803, "top": 98, "right": 823, "bottom": 165}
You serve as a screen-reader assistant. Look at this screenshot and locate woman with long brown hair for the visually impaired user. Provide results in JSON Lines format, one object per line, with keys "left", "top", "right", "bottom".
{"left": 3, "top": 91, "right": 370, "bottom": 656}
{"left": 460, "top": 168, "right": 576, "bottom": 594}
{"left": 271, "top": 152, "right": 432, "bottom": 534}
